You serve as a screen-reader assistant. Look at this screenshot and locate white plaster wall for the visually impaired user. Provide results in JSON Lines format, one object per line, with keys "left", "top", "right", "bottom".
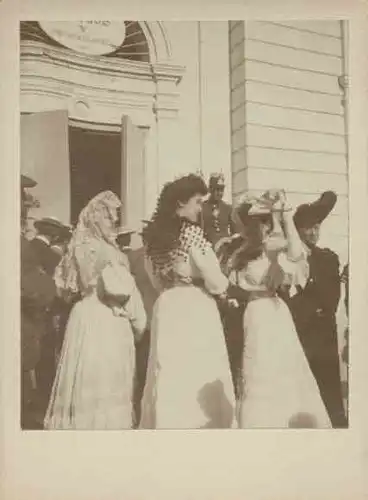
{"left": 163, "top": 21, "right": 232, "bottom": 202}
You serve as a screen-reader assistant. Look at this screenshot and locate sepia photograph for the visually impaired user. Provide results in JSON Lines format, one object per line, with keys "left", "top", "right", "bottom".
{"left": 20, "top": 20, "right": 349, "bottom": 431}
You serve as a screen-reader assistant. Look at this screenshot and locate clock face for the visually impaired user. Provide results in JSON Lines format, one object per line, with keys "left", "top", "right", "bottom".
{"left": 39, "top": 21, "right": 127, "bottom": 56}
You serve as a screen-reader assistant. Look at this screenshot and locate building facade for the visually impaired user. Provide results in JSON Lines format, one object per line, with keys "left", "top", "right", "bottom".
{"left": 20, "top": 20, "right": 349, "bottom": 400}
{"left": 229, "top": 20, "right": 349, "bottom": 265}
{"left": 20, "top": 20, "right": 348, "bottom": 258}
{"left": 20, "top": 21, "right": 231, "bottom": 233}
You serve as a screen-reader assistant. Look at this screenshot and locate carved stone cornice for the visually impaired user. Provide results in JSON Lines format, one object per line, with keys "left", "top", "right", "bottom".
{"left": 20, "top": 40, "right": 185, "bottom": 119}
{"left": 20, "top": 41, "right": 185, "bottom": 84}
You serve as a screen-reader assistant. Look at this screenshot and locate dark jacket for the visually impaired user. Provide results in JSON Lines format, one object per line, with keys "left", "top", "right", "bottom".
{"left": 21, "top": 236, "right": 57, "bottom": 371}
{"left": 128, "top": 247, "right": 159, "bottom": 327}
{"left": 201, "top": 199, "right": 235, "bottom": 247}
{"left": 288, "top": 246, "right": 341, "bottom": 358}
{"left": 286, "top": 245, "right": 346, "bottom": 427}
{"left": 28, "top": 237, "right": 61, "bottom": 277}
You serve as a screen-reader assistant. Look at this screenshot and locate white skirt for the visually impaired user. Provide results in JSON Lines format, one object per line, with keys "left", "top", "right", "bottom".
{"left": 139, "top": 286, "right": 237, "bottom": 429}
{"left": 44, "top": 293, "right": 136, "bottom": 430}
{"left": 239, "top": 297, "right": 332, "bottom": 428}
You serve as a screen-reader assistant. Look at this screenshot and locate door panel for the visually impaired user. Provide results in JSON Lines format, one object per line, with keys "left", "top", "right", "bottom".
{"left": 121, "top": 115, "right": 146, "bottom": 231}
{"left": 20, "top": 110, "right": 70, "bottom": 224}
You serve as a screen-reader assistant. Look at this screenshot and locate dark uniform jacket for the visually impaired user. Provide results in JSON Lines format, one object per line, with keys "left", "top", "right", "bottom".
{"left": 201, "top": 199, "right": 235, "bottom": 247}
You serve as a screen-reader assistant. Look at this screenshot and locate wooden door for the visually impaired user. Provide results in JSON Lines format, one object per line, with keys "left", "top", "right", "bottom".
{"left": 121, "top": 115, "right": 146, "bottom": 237}
{"left": 20, "top": 110, "right": 70, "bottom": 225}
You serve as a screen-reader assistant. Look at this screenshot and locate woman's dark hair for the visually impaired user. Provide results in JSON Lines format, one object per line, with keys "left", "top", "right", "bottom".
{"left": 143, "top": 174, "right": 208, "bottom": 258}
{"left": 232, "top": 207, "right": 273, "bottom": 271}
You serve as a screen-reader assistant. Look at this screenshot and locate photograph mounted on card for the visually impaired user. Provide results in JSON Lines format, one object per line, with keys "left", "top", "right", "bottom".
{"left": 19, "top": 19, "right": 349, "bottom": 431}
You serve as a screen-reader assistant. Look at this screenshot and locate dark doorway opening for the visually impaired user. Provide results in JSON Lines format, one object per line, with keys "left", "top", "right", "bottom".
{"left": 69, "top": 126, "right": 122, "bottom": 225}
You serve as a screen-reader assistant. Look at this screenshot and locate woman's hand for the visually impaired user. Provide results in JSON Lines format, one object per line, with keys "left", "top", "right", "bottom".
{"left": 270, "top": 190, "right": 292, "bottom": 214}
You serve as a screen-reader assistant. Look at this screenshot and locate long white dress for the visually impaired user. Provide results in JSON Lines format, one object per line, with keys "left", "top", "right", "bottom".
{"left": 44, "top": 260, "right": 147, "bottom": 430}
{"left": 232, "top": 250, "right": 332, "bottom": 429}
{"left": 139, "top": 223, "right": 237, "bottom": 429}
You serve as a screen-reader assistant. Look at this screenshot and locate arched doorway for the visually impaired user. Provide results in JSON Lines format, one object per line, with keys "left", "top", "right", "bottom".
{"left": 20, "top": 21, "right": 184, "bottom": 234}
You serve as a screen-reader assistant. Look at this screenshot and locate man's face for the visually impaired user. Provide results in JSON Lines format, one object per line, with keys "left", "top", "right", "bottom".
{"left": 210, "top": 185, "right": 225, "bottom": 203}
{"left": 298, "top": 223, "right": 321, "bottom": 247}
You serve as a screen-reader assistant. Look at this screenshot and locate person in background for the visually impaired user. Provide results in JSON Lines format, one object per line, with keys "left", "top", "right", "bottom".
{"left": 50, "top": 224, "right": 73, "bottom": 257}
{"left": 49, "top": 224, "right": 75, "bottom": 372}
{"left": 29, "top": 217, "right": 73, "bottom": 415}
{"left": 126, "top": 221, "right": 160, "bottom": 426}
{"left": 29, "top": 217, "right": 68, "bottom": 276}
{"left": 201, "top": 173, "right": 240, "bottom": 397}
{"left": 215, "top": 230, "right": 250, "bottom": 404}
{"left": 287, "top": 191, "right": 347, "bottom": 428}
{"left": 20, "top": 175, "right": 57, "bottom": 429}
{"left": 201, "top": 173, "right": 235, "bottom": 247}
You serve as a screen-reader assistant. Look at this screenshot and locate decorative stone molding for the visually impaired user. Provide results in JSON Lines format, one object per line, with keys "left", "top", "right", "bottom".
{"left": 20, "top": 21, "right": 185, "bottom": 219}
{"left": 20, "top": 40, "right": 185, "bottom": 125}
{"left": 140, "top": 21, "right": 173, "bottom": 64}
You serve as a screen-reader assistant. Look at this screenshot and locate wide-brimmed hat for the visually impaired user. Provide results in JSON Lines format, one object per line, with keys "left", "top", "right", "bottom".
{"left": 231, "top": 190, "right": 281, "bottom": 234}
{"left": 293, "top": 191, "right": 337, "bottom": 229}
{"left": 21, "top": 174, "right": 37, "bottom": 189}
{"left": 34, "top": 217, "right": 71, "bottom": 237}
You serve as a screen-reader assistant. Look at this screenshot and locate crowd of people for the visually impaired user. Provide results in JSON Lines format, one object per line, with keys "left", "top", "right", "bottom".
{"left": 20, "top": 171, "right": 349, "bottom": 430}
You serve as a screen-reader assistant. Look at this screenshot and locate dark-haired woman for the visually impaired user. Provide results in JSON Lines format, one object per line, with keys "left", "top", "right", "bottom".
{"left": 223, "top": 190, "right": 331, "bottom": 428}
{"left": 139, "top": 174, "right": 237, "bottom": 429}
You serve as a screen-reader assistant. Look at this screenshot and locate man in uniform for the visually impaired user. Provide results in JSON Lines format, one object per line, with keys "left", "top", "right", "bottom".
{"left": 286, "top": 191, "right": 347, "bottom": 428}
{"left": 201, "top": 174, "right": 245, "bottom": 400}
{"left": 201, "top": 173, "right": 235, "bottom": 247}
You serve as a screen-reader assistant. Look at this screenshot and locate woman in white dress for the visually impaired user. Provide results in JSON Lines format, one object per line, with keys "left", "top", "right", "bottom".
{"left": 217, "top": 189, "right": 332, "bottom": 428}
{"left": 139, "top": 174, "right": 237, "bottom": 429}
{"left": 44, "top": 191, "right": 147, "bottom": 430}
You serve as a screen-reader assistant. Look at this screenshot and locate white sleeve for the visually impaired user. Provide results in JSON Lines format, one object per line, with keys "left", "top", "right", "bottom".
{"left": 278, "top": 251, "right": 309, "bottom": 292}
{"left": 190, "top": 244, "right": 228, "bottom": 295}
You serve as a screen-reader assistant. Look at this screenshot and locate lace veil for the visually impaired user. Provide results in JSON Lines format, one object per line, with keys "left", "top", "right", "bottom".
{"left": 54, "top": 190, "right": 123, "bottom": 297}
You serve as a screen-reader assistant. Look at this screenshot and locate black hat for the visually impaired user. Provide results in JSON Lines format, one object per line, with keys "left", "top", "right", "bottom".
{"left": 34, "top": 217, "right": 71, "bottom": 237}
{"left": 293, "top": 191, "right": 337, "bottom": 229}
{"left": 21, "top": 174, "right": 37, "bottom": 189}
